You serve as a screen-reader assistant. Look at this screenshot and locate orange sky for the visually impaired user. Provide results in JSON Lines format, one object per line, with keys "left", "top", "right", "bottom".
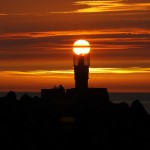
{"left": 0, "top": 0, "right": 150, "bottom": 92}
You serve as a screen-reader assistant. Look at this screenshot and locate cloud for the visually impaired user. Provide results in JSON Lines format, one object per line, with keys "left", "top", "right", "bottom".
{"left": 0, "top": 67, "right": 149, "bottom": 76}
{"left": 0, "top": 13, "right": 8, "bottom": 16}
{"left": 0, "top": 12, "right": 150, "bottom": 35}
{"left": 1, "top": 0, "right": 150, "bottom": 15}
{"left": 72, "top": 0, "right": 150, "bottom": 13}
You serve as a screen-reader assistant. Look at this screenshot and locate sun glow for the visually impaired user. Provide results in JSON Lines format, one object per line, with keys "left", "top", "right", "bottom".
{"left": 73, "top": 40, "right": 90, "bottom": 55}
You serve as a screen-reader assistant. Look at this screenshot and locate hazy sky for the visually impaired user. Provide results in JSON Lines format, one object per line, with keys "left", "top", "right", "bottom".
{"left": 0, "top": 0, "right": 150, "bottom": 92}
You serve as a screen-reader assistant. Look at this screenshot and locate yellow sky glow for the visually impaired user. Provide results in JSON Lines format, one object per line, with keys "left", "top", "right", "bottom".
{"left": 0, "top": 67, "right": 149, "bottom": 76}
{"left": 74, "top": 0, "right": 150, "bottom": 12}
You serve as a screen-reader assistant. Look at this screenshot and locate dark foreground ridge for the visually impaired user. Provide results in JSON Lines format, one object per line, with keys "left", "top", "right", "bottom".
{"left": 0, "top": 88, "right": 150, "bottom": 150}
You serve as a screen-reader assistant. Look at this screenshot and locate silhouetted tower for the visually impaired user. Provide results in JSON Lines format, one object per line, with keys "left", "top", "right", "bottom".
{"left": 73, "top": 40, "right": 90, "bottom": 89}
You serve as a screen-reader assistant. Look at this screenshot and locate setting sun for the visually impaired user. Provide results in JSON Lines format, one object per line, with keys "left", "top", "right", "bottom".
{"left": 73, "top": 40, "right": 90, "bottom": 55}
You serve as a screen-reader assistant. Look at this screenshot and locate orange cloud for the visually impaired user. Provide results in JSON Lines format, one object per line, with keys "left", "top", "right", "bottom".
{"left": 0, "top": 13, "right": 8, "bottom": 16}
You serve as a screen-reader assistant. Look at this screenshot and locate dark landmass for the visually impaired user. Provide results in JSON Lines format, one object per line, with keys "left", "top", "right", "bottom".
{"left": 0, "top": 89, "right": 150, "bottom": 150}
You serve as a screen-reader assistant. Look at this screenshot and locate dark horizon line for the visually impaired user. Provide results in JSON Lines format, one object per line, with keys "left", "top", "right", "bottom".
{"left": 0, "top": 91, "right": 149, "bottom": 93}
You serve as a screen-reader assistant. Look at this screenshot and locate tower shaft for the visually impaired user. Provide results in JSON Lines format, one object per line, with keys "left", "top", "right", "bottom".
{"left": 74, "top": 65, "right": 89, "bottom": 89}
{"left": 74, "top": 55, "right": 89, "bottom": 89}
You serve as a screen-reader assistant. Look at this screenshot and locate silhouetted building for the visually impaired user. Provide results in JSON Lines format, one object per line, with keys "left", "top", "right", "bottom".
{"left": 66, "top": 88, "right": 109, "bottom": 103}
{"left": 41, "top": 86, "right": 65, "bottom": 104}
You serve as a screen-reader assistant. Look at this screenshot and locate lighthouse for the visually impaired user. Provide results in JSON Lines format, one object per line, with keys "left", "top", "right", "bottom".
{"left": 73, "top": 40, "right": 90, "bottom": 89}
{"left": 41, "top": 39, "right": 109, "bottom": 103}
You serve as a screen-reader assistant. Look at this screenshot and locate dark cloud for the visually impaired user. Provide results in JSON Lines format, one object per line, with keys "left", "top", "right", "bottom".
{"left": 0, "top": 12, "right": 150, "bottom": 34}
{"left": 0, "top": 0, "right": 77, "bottom": 13}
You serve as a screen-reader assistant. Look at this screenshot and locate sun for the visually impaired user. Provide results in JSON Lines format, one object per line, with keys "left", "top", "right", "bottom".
{"left": 73, "top": 40, "right": 90, "bottom": 55}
